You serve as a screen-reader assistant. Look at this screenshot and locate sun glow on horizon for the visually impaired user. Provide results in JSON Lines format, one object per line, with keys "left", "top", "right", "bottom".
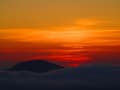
{"left": 0, "top": 28, "right": 120, "bottom": 67}
{"left": 0, "top": 0, "right": 120, "bottom": 68}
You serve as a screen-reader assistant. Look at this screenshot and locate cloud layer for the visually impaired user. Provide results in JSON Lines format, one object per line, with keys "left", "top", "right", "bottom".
{"left": 0, "top": 65, "right": 120, "bottom": 90}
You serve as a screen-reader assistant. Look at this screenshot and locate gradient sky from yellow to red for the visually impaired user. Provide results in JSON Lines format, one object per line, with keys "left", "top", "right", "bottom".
{"left": 0, "top": 0, "right": 120, "bottom": 69}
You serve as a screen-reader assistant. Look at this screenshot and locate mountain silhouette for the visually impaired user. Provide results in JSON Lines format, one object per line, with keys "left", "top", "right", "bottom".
{"left": 8, "top": 60, "right": 63, "bottom": 73}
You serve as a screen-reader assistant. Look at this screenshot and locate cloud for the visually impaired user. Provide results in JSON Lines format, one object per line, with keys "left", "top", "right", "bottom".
{"left": 75, "top": 19, "right": 104, "bottom": 26}
{"left": 73, "top": 18, "right": 120, "bottom": 30}
{"left": 0, "top": 65, "right": 120, "bottom": 90}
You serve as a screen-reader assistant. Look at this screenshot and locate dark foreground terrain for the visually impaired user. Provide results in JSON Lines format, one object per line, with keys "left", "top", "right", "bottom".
{"left": 0, "top": 63, "right": 120, "bottom": 90}
{"left": 0, "top": 61, "right": 120, "bottom": 90}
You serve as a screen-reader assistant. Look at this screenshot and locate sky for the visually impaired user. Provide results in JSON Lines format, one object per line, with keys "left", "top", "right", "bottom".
{"left": 0, "top": 0, "right": 120, "bottom": 69}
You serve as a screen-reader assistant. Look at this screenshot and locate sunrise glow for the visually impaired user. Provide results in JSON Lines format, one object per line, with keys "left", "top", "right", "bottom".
{"left": 0, "top": 0, "right": 120, "bottom": 68}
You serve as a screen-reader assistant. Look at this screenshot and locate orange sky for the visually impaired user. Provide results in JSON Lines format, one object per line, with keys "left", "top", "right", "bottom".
{"left": 0, "top": 26, "right": 120, "bottom": 67}
{"left": 0, "top": 0, "right": 120, "bottom": 68}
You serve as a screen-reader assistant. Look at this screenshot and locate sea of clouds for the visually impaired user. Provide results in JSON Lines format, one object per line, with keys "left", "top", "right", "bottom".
{"left": 0, "top": 65, "right": 120, "bottom": 90}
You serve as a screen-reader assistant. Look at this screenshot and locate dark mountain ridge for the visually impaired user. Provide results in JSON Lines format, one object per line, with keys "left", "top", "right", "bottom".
{"left": 8, "top": 60, "right": 63, "bottom": 73}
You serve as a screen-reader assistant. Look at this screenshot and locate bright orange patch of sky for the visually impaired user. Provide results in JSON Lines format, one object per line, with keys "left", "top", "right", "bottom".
{"left": 0, "top": 21, "right": 120, "bottom": 67}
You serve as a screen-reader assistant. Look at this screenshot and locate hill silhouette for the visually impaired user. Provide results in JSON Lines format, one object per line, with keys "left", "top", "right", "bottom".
{"left": 8, "top": 60, "right": 63, "bottom": 73}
